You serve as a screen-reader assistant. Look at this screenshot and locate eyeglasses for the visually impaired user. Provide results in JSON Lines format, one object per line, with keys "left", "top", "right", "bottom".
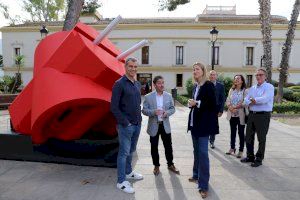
{"left": 255, "top": 74, "right": 265, "bottom": 77}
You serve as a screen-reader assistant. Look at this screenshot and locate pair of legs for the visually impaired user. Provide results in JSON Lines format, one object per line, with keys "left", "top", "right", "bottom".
{"left": 150, "top": 124, "right": 174, "bottom": 167}
{"left": 191, "top": 134, "right": 210, "bottom": 192}
{"left": 117, "top": 124, "right": 141, "bottom": 184}
{"left": 209, "top": 115, "right": 219, "bottom": 147}
{"left": 244, "top": 112, "right": 271, "bottom": 164}
{"left": 229, "top": 117, "right": 245, "bottom": 152}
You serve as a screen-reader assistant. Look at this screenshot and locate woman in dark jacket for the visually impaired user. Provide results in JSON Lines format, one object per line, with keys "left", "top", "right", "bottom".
{"left": 187, "top": 62, "right": 217, "bottom": 199}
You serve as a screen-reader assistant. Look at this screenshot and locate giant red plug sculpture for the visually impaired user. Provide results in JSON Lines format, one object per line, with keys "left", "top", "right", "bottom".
{"left": 9, "top": 19, "right": 147, "bottom": 144}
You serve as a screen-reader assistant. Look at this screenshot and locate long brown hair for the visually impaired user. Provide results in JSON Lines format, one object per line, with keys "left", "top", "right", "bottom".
{"left": 231, "top": 74, "right": 246, "bottom": 90}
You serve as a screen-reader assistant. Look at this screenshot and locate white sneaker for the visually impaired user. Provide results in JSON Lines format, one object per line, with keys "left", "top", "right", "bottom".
{"left": 117, "top": 181, "right": 135, "bottom": 194}
{"left": 126, "top": 171, "right": 143, "bottom": 180}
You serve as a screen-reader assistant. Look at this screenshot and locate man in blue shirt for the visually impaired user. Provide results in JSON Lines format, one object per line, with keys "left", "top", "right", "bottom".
{"left": 111, "top": 57, "right": 143, "bottom": 193}
{"left": 241, "top": 68, "right": 274, "bottom": 167}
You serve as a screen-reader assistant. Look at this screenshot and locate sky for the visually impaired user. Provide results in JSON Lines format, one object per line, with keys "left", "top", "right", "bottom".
{"left": 0, "top": 0, "right": 298, "bottom": 29}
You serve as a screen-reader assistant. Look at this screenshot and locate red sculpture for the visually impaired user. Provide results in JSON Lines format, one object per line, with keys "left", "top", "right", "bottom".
{"left": 9, "top": 20, "right": 146, "bottom": 144}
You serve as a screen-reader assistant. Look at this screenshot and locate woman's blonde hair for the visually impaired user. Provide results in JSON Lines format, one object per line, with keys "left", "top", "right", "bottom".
{"left": 192, "top": 61, "right": 208, "bottom": 84}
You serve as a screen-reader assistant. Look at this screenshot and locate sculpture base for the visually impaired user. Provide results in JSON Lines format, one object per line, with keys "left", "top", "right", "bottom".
{"left": 0, "top": 131, "right": 118, "bottom": 167}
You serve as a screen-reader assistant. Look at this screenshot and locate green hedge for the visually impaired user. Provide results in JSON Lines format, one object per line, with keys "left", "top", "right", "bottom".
{"left": 176, "top": 95, "right": 189, "bottom": 106}
{"left": 289, "top": 86, "right": 300, "bottom": 93}
{"left": 273, "top": 102, "right": 300, "bottom": 114}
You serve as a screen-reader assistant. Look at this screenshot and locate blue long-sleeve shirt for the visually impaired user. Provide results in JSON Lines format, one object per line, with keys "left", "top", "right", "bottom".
{"left": 110, "top": 75, "right": 142, "bottom": 127}
{"left": 244, "top": 81, "right": 274, "bottom": 112}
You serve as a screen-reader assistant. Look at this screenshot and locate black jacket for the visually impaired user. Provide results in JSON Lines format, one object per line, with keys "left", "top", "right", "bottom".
{"left": 188, "top": 81, "right": 218, "bottom": 138}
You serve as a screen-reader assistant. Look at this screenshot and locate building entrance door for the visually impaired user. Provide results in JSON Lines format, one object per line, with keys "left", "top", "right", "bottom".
{"left": 137, "top": 73, "right": 152, "bottom": 95}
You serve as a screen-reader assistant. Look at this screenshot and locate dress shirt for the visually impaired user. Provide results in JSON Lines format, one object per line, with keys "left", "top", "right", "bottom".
{"left": 244, "top": 81, "right": 274, "bottom": 112}
{"left": 156, "top": 92, "right": 164, "bottom": 121}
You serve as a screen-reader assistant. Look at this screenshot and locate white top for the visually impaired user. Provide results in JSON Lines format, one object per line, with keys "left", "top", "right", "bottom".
{"left": 244, "top": 81, "right": 274, "bottom": 112}
{"left": 190, "top": 84, "right": 201, "bottom": 127}
{"left": 156, "top": 92, "right": 164, "bottom": 121}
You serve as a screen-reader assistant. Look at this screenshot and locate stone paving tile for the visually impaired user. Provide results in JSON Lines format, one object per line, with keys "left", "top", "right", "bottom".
{"left": 0, "top": 107, "right": 300, "bottom": 200}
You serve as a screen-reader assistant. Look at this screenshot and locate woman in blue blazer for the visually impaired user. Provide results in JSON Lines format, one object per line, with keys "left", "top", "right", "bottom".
{"left": 187, "top": 62, "right": 217, "bottom": 198}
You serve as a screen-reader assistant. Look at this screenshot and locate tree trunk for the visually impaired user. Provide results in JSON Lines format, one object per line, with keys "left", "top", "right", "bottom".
{"left": 276, "top": 0, "right": 300, "bottom": 103}
{"left": 63, "top": 0, "right": 84, "bottom": 31}
{"left": 259, "top": 0, "right": 272, "bottom": 82}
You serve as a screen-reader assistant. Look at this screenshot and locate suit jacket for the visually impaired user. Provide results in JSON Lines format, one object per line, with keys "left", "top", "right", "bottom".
{"left": 188, "top": 81, "right": 218, "bottom": 137}
{"left": 142, "top": 91, "right": 175, "bottom": 136}
{"left": 214, "top": 81, "right": 225, "bottom": 113}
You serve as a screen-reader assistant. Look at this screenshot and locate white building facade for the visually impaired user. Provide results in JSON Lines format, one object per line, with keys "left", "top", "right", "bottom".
{"left": 1, "top": 7, "right": 300, "bottom": 94}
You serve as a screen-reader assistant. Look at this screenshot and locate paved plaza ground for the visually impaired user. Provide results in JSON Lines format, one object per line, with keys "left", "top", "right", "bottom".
{"left": 0, "top": 106, "right": 300, "bottom": 200}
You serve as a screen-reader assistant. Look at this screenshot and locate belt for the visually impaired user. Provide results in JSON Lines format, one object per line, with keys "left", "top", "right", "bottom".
{"left": 157, "top": 121, "right": 163, "bottom": 125}
{"left": 249, "top": 111, "right": 271, "bottom": 114}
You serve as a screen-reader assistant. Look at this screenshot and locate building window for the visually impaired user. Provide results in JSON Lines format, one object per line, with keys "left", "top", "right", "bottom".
{"left": 14, "top": 47, "right": 21, "bottom": 65}
{"left": 176, "top": 46, "right": 184, "bottom": 65}
{"left": 246, "top": 47, "right": 254, "bottom": 65}
{"left": 213, "top": 46, "right": 220, "bottom": 65}
{"left": 246, "top": 75, "right": 253, "bottom": 88}
{"left": 141, "top": 46, "right": 149, "bottom": 64}
{"left": 176, "top": 74, "right": 183, "bottom": 87}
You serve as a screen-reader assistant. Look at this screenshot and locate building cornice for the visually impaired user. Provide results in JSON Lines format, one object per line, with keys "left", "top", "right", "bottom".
{"left": 0, "top": 23, "right": 298, "bottom": 33}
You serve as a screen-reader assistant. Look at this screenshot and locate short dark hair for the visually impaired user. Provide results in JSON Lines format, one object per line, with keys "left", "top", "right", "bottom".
{"left": 125, "top": 57, "right": 137, "bottom": 66}
{"left": 153, "top": 75, "right": 164, "bottom": 84}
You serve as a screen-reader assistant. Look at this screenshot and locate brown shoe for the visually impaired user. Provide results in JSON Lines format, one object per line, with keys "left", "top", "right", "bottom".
{"left": 168, "top": 165, "right": 180, "bottom": 174}
{"left": 153, "top": 166, "right": 160, "bottom": 176}
{"left": 199, "top": 190, "right": 208, "bottom": 199}
{"left": 188, "top": 177, "right": 197, "bottom": 183}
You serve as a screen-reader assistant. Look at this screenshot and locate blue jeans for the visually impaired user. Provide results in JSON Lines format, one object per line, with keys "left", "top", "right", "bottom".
{"left": 117, "top": 124, "right": 141, "bottom": 183}
{"left": 192, "top": 135, "right": 210, "bottom": 191}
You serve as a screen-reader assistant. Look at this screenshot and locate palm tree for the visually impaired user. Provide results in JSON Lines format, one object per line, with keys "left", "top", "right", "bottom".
{"left": 258, "top": 0, "right": 272, "bottom": 82}
{"left": 63, "top": 0, "right": 85, "bottom": 31}
{"left": 276, "top": 0, "right": 300, "bottom": 103}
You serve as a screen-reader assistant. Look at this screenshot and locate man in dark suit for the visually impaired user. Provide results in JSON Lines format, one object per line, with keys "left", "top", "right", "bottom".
{"left": 208, "top": 70, "right": 225, "bottom": 149}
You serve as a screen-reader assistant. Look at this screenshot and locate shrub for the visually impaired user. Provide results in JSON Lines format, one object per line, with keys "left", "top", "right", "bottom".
{"left": 271, "top": 80, "right": 279, "bottom": 87}
{"left": 220, "top": 77, "right": 233, "bottom": 97}
{"left": 185, "top": 78, "right": 193, "bottom": 98}
{"left": 273, "top": 102, "right": 300, "bottom": 114}
{"left": 274, "top": 87, "right": 293, "bottom": 96}
{"left": 176, "top": 95, "right": 189, "bottom": 106}
{"left": 289, "top": 86, "right": 300, "bottom": 93}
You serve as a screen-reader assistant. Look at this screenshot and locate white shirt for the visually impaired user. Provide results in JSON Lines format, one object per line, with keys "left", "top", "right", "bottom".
{"left": 190, "top": 84, "right": 202, "bottom": 127}
{"left": 156, "top": 92, "right": 164, "bottom": 121}
{"left": 244, "top": 81, "right": 274, "bottom": 112}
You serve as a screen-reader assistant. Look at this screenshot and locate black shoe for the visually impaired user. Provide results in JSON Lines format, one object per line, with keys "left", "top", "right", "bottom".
{"left": 241, "top": 157, "right": 255, "bottom": 163}
{"left": 251, "top": 160, "right": 262, "bottom": 167}
{"left": 210, "top": 143, "right": 215, "bottom": 149}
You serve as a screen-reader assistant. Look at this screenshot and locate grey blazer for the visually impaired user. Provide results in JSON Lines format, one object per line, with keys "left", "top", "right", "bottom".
{"left": 142, "top": 91, "right": 175, "bottom": 136}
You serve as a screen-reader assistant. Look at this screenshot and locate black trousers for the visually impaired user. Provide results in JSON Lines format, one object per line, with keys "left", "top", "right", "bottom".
{"left": 150, "top": 124, "right": 174, "bottom": 167}
{"left": 245, "top": 112, "right": 271, "bottom": 161}
{"left": 229, "top": 117, "right": 245, "bottom": 152}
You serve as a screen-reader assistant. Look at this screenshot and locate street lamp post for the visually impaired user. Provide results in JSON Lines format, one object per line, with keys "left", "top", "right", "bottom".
{"left": 260, "top": 55, "right": 265, "bottom": 68}
{"left": 40, "top": 25, "right": 49, "bottom": 39}
{"left": 210, "top": 26, "right": 219, "bottom": 70}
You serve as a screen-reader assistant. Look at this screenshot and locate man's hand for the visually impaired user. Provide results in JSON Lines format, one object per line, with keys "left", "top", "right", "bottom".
{"left": 218, "top": 112, "right": 223, "bottom": 117}
{"left": 155, "top": 109, "right": 163, "bottom": 116}
{"left": 162, "top": 111, "right": 168, "bottom": 118}
{"left": 250, "top": 98, "right": 256, "bottom": 105}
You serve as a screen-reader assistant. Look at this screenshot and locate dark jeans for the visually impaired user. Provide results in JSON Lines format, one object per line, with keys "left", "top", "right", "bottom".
{"left": 229, "top": 117, "right": 245, "bottom": 152}
{"left": 192, "top": 135, "right": 210, "bottom": 191}
{"left": 150, "top": 124, "right": 174, "bottom": 167}
{"left": 245, "top": 112, "right": 271, "bottom": 161}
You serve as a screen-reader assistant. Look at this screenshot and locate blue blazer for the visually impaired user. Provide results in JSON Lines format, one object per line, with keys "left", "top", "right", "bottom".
{"left": 187, "top": 81, "right": 218, "bottom": 138}
{"left": 215, "top": 81, "right": 225, "bottom": 113}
